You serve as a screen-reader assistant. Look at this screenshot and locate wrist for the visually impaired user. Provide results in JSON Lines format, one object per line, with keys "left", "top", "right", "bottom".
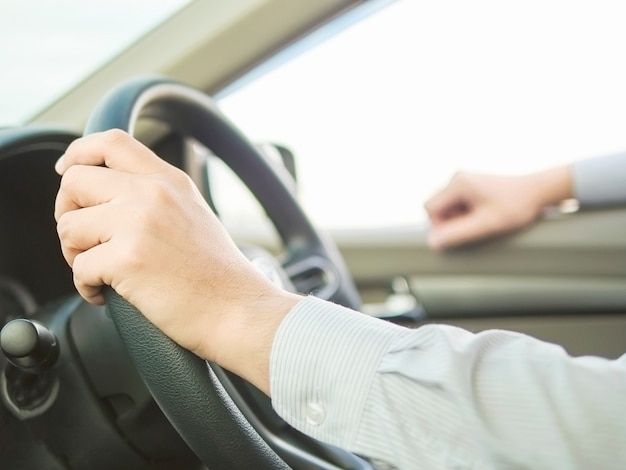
{"left": 525, "top": 165, "right": 574, "bottom": 210}
{"left": 208, "top": 285, "right": 302, "bottom": 395}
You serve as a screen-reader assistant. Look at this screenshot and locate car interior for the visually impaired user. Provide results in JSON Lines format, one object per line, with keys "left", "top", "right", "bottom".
{"left": 1, "top": 0, "right": 625, "bottom": 468}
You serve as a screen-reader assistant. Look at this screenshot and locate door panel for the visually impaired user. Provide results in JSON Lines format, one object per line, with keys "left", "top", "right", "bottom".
{"left": 333, "top": 207, "right": 626, "bottom": 359}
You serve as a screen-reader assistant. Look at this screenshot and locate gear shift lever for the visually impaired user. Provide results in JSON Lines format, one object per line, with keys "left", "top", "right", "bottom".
{"left": 1, "top": 319, "right": 59, "bottom": 415}
{"left": 1, "top": 319, "right": 59, "bottom": 373}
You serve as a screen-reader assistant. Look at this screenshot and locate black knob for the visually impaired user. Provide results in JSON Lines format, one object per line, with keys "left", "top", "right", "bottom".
{"left": 1, "top": 319, "right": 59, "bottom": 373}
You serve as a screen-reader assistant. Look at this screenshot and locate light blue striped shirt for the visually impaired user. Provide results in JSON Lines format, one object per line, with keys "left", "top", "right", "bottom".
{"left": 574, "top": 152, "right": 626, "bottom": 207}
{"left": 271, "top": 296, "right": 626, "bottom": 469}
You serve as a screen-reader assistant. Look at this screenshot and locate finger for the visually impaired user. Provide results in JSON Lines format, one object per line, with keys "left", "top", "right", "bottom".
{"left": 427, "top": 211, "right": 497, "bottom": 250}
{"left": 56, "top": 129, "right": 166, "bottom": 175}
{"left": 424, "top": 184, "right": 467, "bottom": 225}
{"left": 55, "top": 165, "right": 132, "bottom": 220}
{"left": 71, "top": 243, "right": 116, "bottom": 305}
{"left": 57, "top": 204, "right": 116, "bottom": 266}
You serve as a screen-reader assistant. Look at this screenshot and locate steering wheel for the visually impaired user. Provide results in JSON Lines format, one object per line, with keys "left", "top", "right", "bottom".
{"left": 84, "top": 76, "right": 366, "bottom": 469}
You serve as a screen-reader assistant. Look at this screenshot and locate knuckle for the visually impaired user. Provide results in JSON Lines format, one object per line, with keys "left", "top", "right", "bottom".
{"left": 101, "top": 128, "right": 130, "bottom": 145}
{"left": 55, "top": 212, "right": 72, "bottom": 240}
{"left": 164, "top": 166, "right": 193, "bottom": 191}
{"left": 151, "top": 176, "right": 174, "bottom": 200}
{"left": 116, "top": 237, "right": 147, "bottom": 274}
{"left": 61, "top": 164, "right": 80, "bottom": 181}
{"left": 71, "top": 252, "right": 88, "bottom": 278}
{"left": 145, "top": 171, "right": 190, "bottom": 207}
{"left": 140, "top": 181, "right": 174, "bottom": 216}
{"left": 60, "top": 165, "right": 86, "bottom": 189}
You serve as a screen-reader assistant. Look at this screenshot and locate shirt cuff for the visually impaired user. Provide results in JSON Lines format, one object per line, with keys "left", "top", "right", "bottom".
{"left": 269, "top": 295, "right": 408, "bottom": 448}
{"left": 573, "top": 152, "right": 626, "bottom": 207}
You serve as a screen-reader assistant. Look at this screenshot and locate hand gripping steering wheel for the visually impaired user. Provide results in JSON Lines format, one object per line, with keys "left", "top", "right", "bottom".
{"left": 85, "top": 76, "right": 368, "bottom": 469}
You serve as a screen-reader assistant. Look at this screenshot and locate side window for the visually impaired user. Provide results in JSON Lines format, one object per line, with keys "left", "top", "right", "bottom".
{"left": 217, "top": 0, "right": 626, "bottom": 230}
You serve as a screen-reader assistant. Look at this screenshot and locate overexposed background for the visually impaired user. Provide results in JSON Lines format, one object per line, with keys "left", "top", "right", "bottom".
{"left": 2, "top": 0, "right": 625, "bottom": 230}
{"left": 218, "top": 0, "right": 626, "bottom": 229}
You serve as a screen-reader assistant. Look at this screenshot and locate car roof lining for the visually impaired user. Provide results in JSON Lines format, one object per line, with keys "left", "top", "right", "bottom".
{"left": 30, "top": 0, "right": 361, "bottom": 130}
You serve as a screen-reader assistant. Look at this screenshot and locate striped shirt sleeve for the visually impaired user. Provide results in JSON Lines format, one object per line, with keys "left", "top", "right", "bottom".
{"left": 573, "top": 152, "right": 626, "bottom": 207}
{"left": 269, "top": 296, "right": 626, "bottom": 469}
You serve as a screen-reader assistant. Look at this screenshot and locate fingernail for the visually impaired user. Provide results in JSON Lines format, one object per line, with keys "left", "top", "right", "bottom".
{"left": 55, "top": 154, "right": 65, "bottom": 174}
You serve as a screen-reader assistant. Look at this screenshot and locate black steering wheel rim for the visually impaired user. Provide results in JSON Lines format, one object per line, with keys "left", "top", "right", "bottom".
{"left": 84, "top": 76, "right": 363, "bottom": 469}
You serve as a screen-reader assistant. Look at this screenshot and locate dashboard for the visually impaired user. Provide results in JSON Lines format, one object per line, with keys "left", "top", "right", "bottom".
{"left": 0, "top": 128, "right": 76, "bottom": 306}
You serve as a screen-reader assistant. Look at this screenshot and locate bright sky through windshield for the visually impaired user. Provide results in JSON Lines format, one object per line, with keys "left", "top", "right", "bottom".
{"left": 0, "top": 0, "right": 191, "bottom": 126}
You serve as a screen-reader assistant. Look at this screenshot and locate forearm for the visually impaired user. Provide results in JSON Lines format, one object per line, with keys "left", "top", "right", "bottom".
{"left": 270, "top": 297, "right": 626, "bottom": 469}
{"left": 492, "top": 151, "right": 626, "bottom": 211}
{"left": 526, "top": 164, "right": 574, "bottom": 209}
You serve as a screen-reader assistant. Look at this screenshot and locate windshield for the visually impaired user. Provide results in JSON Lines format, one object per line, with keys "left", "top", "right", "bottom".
{"left": 0, "top": 0, "right": 191, "bottom": 127}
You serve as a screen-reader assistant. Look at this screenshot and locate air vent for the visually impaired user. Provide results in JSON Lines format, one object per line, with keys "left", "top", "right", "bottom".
{"left": 285, "top": 256, "right": 339, "bottom": 300}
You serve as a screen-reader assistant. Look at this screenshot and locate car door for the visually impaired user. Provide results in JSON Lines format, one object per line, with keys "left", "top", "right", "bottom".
{"left": 336, "top": 207, "right": 626, "bottom": 359}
